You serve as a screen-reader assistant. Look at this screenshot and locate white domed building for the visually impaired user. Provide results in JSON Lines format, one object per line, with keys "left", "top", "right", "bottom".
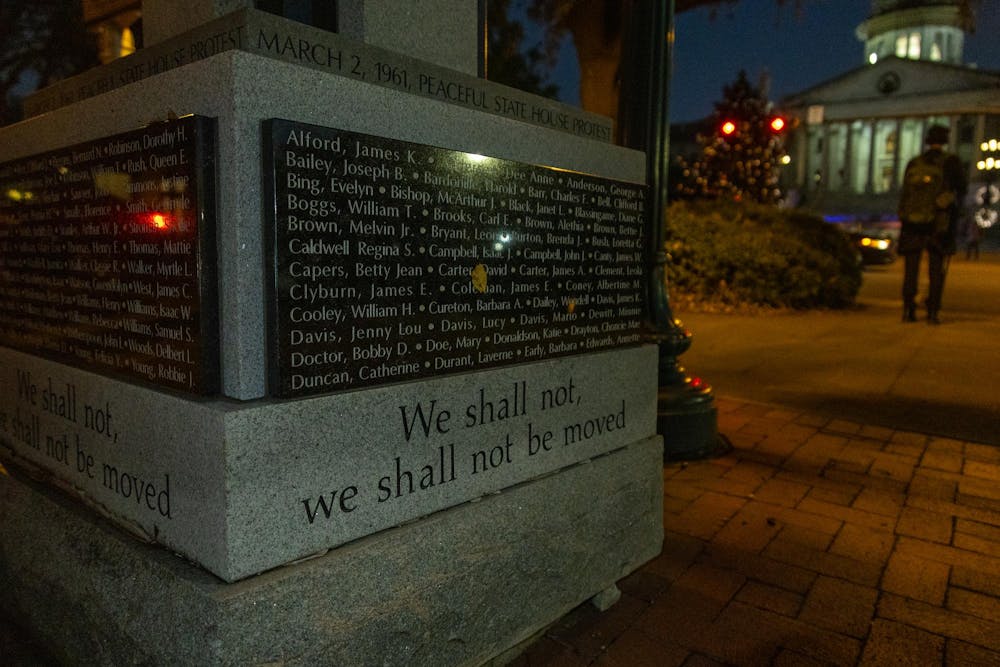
{"left": 782, "top": 0, "right": 1000, "bottom": 232}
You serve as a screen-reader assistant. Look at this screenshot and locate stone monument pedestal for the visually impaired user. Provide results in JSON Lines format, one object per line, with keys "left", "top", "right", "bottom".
{"left": 2, "top": 436, "right": 661, "bottom": 665}
{"left": 0, "top": 6, "right": 664, "bottom": 664}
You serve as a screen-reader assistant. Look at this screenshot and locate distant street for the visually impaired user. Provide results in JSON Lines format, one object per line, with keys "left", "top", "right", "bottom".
{"left": 674, "top": 252, "right": 1000, "bottom": 445}
{"left": 857, "top": 252, "right": 1000, "bottom": 318}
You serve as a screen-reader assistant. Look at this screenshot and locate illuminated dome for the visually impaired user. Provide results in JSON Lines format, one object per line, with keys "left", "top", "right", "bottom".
{"left": 857, "top": 1, "right": 970, "bottom": 65}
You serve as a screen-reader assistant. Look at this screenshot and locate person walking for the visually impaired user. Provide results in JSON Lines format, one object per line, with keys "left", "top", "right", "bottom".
{"left": 897, "top": 125, "right": 967, "bottom": 324}
{"left": 966, "top": 216, "right": 982, "bottom": 260}
{"left": 966, "top": 187, "right": 990, "bottom": 260}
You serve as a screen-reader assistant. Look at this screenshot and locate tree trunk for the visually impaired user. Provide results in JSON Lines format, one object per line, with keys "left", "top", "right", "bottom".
{"left": 563, "top": 0, "right": 625, "bottom": 120}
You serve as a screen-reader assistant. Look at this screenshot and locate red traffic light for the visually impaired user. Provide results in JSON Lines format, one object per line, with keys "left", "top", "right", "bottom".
{"left": 721, "top": 120, "right": 737, "bottom": 136}
{"left": 770, "top": 116, "right": 786, "bottom": 133}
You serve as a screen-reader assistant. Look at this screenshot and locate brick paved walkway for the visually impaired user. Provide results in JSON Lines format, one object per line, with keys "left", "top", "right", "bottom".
{"left": 510, "top": 396, "right": 1000, "bottom": 666}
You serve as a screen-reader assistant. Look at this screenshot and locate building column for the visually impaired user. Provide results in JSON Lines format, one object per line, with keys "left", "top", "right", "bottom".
{"left": 794, "top": 126, "right": 808, "bottom": 189}
{"left": 820, "top": 123, "right": 831, "bottom": 197}
{"left": 973, "top": 113, "right": 988, "bottom": 186}
{"left": 890, "top": 118, "right": 902, "bottom": 193}
{"left": 843, "top": 121, "right": 854, "bottom": 193}
{"left": 866, "top": 120, "right": 876, "bottom": 195}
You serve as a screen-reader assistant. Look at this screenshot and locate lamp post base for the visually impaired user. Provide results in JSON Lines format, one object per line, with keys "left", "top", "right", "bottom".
{"left": 651, "top": 318, "right": 731, "bottom": 462}
{"left": 658, "top": 386, "right": 730, "bottom": 461}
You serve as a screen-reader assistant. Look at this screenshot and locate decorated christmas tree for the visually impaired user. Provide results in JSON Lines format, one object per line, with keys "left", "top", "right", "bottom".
{"left": 676, "top": 70, "right": 788, "bottom": 204}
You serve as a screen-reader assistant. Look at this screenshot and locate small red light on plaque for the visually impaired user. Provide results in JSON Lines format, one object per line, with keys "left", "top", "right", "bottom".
{"left": 148, "top": 212, "right": 170, "bottom": 230}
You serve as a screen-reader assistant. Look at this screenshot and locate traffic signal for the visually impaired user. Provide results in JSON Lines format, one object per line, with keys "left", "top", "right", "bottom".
{"left": 769, "top": 116, "right": 786, "bottom": 133}
{"left": 721, "top": 120, "right": 737, "bottom": 136}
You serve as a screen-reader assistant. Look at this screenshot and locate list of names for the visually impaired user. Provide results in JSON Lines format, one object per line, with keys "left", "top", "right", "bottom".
{"left": 0, "top": 117, "right": 218, "bottom": 394}
{"left": 266, "top": 119, "right": 647, "bottom": 398}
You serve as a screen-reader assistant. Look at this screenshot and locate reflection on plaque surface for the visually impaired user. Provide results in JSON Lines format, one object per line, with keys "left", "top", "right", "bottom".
{"left": 0, "top": 116, "right": 218, "bottom": 394}
{"left": 265, "top": 119, "right": 648, "bottom": 398}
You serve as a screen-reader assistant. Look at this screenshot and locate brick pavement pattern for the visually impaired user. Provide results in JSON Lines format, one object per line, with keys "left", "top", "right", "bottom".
{"left": 509, "top": 397, "right": 1000, "bottom": 666}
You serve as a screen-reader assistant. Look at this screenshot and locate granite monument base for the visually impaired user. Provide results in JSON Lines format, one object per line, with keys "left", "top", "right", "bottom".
{"left": 0, "top": 435, "right": 662, "bottom": 666}
{"left": 0, "top": 345, "right": 656, "bottom": 582}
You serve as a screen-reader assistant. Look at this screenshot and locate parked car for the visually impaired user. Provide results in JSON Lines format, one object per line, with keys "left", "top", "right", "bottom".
{"left": 849, "top": 230, "right": 896, "bottom": 265}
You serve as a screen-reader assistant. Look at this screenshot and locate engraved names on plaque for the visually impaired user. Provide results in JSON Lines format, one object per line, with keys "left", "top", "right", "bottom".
{"left": 0, "top": 117, "right": 218, "bottom": 394}
{"left": 265, "top": 119, "right": 647, "bottom": 398}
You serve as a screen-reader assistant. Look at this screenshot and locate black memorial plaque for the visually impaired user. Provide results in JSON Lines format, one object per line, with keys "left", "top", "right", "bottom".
{"left": 0, "top": 116, "right": 218, "bottom": 394}
{"left": 265, "top": 119, "right": 646, "bottom": 398}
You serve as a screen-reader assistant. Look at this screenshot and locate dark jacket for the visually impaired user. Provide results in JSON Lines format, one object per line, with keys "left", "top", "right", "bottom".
{"left": 898, "top": 147, "right": 967, "bottom": 255}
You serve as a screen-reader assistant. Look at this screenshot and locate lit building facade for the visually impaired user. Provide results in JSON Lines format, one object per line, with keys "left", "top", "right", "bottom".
{"left": 781, "top": 0, "right": 1000, "bottom": 227}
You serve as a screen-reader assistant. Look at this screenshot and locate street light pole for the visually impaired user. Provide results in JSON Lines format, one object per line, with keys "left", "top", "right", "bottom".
{"left": 622, "top": 0, "right": 729, "bottom": 460}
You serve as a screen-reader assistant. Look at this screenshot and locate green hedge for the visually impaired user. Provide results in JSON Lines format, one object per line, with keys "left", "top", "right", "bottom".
{"left": 664, "top": 200, "right": 862, "bottom": 309}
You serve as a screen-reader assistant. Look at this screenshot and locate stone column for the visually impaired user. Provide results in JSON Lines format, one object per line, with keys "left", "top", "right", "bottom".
{"left": 337, "top": 0, "right": 480, "bottom": 75}
{"left": 142, "top": 0, "right": 252, "bottom": 45}
{"left": 142, "top": 0, "right": 481, "bottom": 75}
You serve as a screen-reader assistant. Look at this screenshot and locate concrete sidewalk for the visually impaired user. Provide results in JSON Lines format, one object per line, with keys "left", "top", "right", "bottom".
{"left": 510, "top": 395, "right": 1000, "bottom": 666}
{"left": 674, "top": 255, "right": 1000, "bottom": 447}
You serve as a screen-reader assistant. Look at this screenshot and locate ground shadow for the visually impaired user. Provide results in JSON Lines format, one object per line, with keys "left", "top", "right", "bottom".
{"left": 757, "top": 390, "right": 1000, "bottom": 446}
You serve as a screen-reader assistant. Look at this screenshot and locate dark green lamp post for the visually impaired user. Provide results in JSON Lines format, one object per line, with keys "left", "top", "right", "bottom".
{"left": 620, "top": 0, "right": 730, "bottom": 460}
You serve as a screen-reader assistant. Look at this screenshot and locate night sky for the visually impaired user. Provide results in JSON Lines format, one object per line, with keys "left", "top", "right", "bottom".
{"left": 540, "top": 1, "right": 1000, "bottom": 123}
{"left": 670, "top": 0, "right": 1000, "bottom": 122}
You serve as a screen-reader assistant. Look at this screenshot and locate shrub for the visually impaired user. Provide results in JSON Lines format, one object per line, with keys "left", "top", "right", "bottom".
{"left": 664, "top": 200, "right": 862, "bottom": 309}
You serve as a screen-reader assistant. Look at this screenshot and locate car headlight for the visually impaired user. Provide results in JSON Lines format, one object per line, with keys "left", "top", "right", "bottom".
{"left": 859, "top": 237, "right": 890, "bottom": 250}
